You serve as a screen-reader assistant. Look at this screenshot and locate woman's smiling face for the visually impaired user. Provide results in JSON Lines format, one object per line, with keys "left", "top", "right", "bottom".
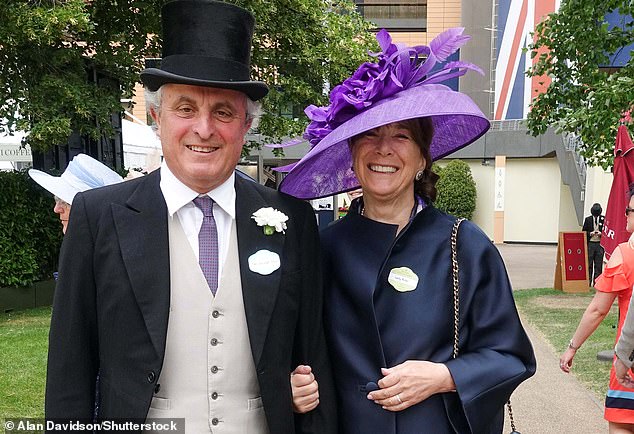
{"left": 351, "top": 122, "right": 426, "bottom": 204}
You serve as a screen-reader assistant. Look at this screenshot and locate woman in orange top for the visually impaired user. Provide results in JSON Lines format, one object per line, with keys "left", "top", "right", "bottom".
{"left": 560, "top": 184, "right": 634, "bottom": 433}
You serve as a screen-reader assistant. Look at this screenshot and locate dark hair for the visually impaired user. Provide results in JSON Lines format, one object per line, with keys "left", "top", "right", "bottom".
{"left": 401, "top": 117, "right": 439, "bottom": 202}
{"left": 350, "top": 117, "right": 439, "bottom": 202}
{"left": 629, "top": 183, "right": 634, "bottom": 200}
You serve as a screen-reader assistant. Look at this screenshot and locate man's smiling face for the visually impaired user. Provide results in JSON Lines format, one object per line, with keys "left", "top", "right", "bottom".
{"left": 152, "top": 83, "right": 252, "bottom": 193}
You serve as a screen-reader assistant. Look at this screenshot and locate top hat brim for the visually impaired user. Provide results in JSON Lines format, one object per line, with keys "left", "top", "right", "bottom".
{"left": 141, "top": 68, "right": 269, "bottom": 101}
{"left": 279, "top": 84, "right": 490, "bottom": 200}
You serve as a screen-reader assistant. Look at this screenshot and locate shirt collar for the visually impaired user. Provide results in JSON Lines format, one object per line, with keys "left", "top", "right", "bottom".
{"left": 160, "top": 161, "right": 236, "bottom": 219}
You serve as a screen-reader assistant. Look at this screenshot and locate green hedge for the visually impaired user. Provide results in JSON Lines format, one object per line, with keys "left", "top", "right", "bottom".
{"left": 433, "top": 160, "right": 477, "bottom": 220}
{"left": 0, "top": 170, "right": 63, "bottom": 287}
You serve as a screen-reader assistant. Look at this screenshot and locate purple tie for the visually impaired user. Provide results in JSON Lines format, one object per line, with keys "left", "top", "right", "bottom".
{"left": 193, "top": 196, "right": 219, "bottom": 295}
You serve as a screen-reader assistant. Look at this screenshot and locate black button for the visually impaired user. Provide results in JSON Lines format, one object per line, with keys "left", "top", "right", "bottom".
{"left": 210, "top": 338, "right": 218, "bottom": 346}
{"left": 365, "top": 381, "right": 379, "bottom": 392}
{"left": 212, "top": 310, "right": 220, "bottom": 318}
{"left": 147, "top": 371, "right": 156, "bottom": 383}
{"left": 211, "top": 392, "right": 218, "bottom": 400}
{"left": 211, "top": 365, "right": 219, "bottom": 373}
{"left": 211, "top": 418, "right": 219, "bottom": 426}
{"left": 154, "top": 383, "right": 161, "bottom": 394}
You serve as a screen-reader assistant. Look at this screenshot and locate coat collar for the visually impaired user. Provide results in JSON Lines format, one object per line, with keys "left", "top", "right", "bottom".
{"left": 234, "top": 176, "right": 285, "bottom": 366}
{"left": 111, "top": 172, "right": 285, "bottom": 367}
{"left": 112, "top": 170, "right": 170, "bottom": 360}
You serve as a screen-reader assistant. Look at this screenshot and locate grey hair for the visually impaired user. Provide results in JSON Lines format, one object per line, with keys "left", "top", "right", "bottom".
{"left": 144, "top": 85, "right": 262, "bottom": 131}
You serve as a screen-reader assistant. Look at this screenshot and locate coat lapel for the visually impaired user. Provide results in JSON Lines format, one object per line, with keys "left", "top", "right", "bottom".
{"left": 235, "top": 177, "right": 284, "bottom": 366}
{"left": 112, "top": 171, "right": 170, "bottom": 360}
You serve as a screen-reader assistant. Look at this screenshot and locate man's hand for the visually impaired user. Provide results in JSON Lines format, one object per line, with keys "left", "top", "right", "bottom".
{"left": 615, "top": 358, "right": 634, "bottom": 388}
{"left": 291, "top": 365, "right": 320, "bottom": 413}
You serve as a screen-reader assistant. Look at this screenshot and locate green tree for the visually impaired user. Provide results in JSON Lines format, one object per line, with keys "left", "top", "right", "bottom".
{"left": 526, "top": 1, "right": 634, "bottom": 169}
{"left": 0, "top": 0, "right": 163, "bottom": 152}
{"left": 0, "top": 170, "right": 62, "bottom": 287}
{"left": 230, "top": 0, "right": 376, "bottom": 153}
{"left": 0, "top": 0, "right": 374, "bottom": 155}
{"left": 433, "top": 160, "right": 477, "bottom": 220}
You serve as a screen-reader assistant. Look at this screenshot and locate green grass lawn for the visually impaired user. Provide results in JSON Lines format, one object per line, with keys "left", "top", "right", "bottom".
{"left": 0, "top": 288, "right": 620, "bottom": 418}
{"left": 0, "top": 307, "right": 50, "bottom": 419}
{"left": 514, "top": 287, "right": 618, "bottom": 401}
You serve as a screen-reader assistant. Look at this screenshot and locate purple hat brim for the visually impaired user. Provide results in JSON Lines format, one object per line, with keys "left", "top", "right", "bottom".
{"left": 279, "top": 84, "right": 490, "bottom": 199}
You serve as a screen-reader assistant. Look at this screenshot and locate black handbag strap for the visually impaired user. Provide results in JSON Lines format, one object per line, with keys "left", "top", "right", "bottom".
{"left": 449, "top": 218, "right": 519, "bottom": 434}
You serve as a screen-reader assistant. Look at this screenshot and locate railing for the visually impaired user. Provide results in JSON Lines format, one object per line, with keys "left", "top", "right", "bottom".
{"left": 563, "top": 132, "right": 587, "bottom": 183}
{"left": 489, "top": 119, "right": 526, "bottom": 131}
{"left": 355, "top": 1, "right": 427, "bottom": 30}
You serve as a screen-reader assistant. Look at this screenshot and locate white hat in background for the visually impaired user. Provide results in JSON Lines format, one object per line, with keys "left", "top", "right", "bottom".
{"left": 28, "top": 154, "right": 123, "bottom": 204}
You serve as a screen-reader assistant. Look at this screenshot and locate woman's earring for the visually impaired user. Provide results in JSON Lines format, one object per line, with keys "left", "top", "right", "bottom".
{"left": 415, "top": 170, "right": 424, "bottom": 181}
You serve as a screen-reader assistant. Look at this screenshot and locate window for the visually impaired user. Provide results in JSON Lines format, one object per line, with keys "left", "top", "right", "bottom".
{"left": 354, "top": 0, "right": 427, "bottom": 31}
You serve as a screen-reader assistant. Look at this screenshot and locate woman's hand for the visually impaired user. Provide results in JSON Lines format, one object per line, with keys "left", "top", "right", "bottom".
{"left": 559, "top": 347, "right": 576, "bottom": 373}
{"left": 290, "top": 365, "right": 320, "bottom": 413}
{"left": 366, "top": 360, "right": 455, "bottom": 412}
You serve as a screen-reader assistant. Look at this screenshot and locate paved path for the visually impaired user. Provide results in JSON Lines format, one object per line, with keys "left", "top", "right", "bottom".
{"left": 496, "top": 243, "right": 608, "bottom": 433}
{"left": 496, "top": 244, "right": 558, "bottom": 290}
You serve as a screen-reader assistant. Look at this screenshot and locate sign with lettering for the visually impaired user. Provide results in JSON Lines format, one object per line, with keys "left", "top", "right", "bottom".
{"left": 0, "top": 144, "right": 32, "bottom": 162}
{"left": 494, "top": 167, "right": 505, "bottom": 211}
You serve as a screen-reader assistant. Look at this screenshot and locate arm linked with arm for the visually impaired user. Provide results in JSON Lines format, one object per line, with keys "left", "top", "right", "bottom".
{"left": 291, "top": 201, "right": 337, "bottom": 434}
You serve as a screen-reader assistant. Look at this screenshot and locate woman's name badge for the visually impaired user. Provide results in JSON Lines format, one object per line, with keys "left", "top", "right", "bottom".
{"left": 388, "top": 267, "right": 419, "bottom": 292}
{"left": 248, "top": 250, "right": 281, "bottom": 275}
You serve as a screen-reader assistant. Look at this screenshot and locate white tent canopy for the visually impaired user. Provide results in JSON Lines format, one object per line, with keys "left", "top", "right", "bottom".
{"left": 122, "top": 118, "right": 162, "bottom": 171}
{"left": 0, "top": 117, "right": 162, "bottom": 171}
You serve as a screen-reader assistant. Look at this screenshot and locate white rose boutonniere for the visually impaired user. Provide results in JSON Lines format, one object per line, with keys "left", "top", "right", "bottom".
{"left": 251, "top": 207, "right": 289, "bottom": 235}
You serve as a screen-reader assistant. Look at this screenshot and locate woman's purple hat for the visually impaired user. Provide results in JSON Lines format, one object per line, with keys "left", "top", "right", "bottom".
{"left": 279, "top": 28, "right": 490, "bottom": 199}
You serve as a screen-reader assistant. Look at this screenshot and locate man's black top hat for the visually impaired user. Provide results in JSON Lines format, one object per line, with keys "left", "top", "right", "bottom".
{"left": 140, "top": 0, "right": 269, "bottom": 101}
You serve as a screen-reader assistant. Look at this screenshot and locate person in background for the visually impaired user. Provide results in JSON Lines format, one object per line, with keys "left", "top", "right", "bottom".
{"left": 282, "top": 28, "right": 535, "bottom": 433}
{"left": 583, "top": 203, "right": 605, "bottom": 286}
{"left": 28, "top": 153, "right": 123, "bottom": 234}
{"left": 44, "top": 1, "right": 335, "bottom": 432}
{"left": 560, "top": 187, "right": 634, "bottom": 433}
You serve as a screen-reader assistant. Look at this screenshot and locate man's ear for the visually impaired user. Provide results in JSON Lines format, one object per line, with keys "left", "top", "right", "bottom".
{"left": 150, "top": 107, "right": 161, "bottom": 135}
{"left": 242, "top": 118, "right": 253, "bottom": 144}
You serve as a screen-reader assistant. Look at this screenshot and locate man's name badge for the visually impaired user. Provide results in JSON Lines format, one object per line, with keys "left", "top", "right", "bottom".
{"left": 388, "top": 267, "right": 419, "bottom": 292}
{"left": 248, "top": 250, "right": 281, "bottom": 275}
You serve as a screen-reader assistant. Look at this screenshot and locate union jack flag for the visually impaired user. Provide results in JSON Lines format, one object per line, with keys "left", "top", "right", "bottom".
{"left": 494, "top": 0, "right": 558, "bottom": 120}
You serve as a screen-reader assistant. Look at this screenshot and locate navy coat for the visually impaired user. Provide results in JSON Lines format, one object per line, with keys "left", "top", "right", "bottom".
{"left": 321, "top": 204, "right": 536, "bottom": 434}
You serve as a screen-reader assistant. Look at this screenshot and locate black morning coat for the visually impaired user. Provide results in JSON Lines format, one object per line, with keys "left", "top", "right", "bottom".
{"left": 44, "top": 169, "right": 337, "bottom": 434}
{"left": 321, "top": 203, "right": 536, "bottom": 434}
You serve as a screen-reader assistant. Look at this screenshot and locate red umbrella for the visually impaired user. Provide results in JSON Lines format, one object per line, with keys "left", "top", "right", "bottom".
{"left": 601, "top": 124, "right": 634, "bottom": 259}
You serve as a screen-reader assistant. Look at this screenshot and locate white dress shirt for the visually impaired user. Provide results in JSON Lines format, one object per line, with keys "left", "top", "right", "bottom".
{"left": 160, "top": 161, "right": 235, "bottom": 286}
